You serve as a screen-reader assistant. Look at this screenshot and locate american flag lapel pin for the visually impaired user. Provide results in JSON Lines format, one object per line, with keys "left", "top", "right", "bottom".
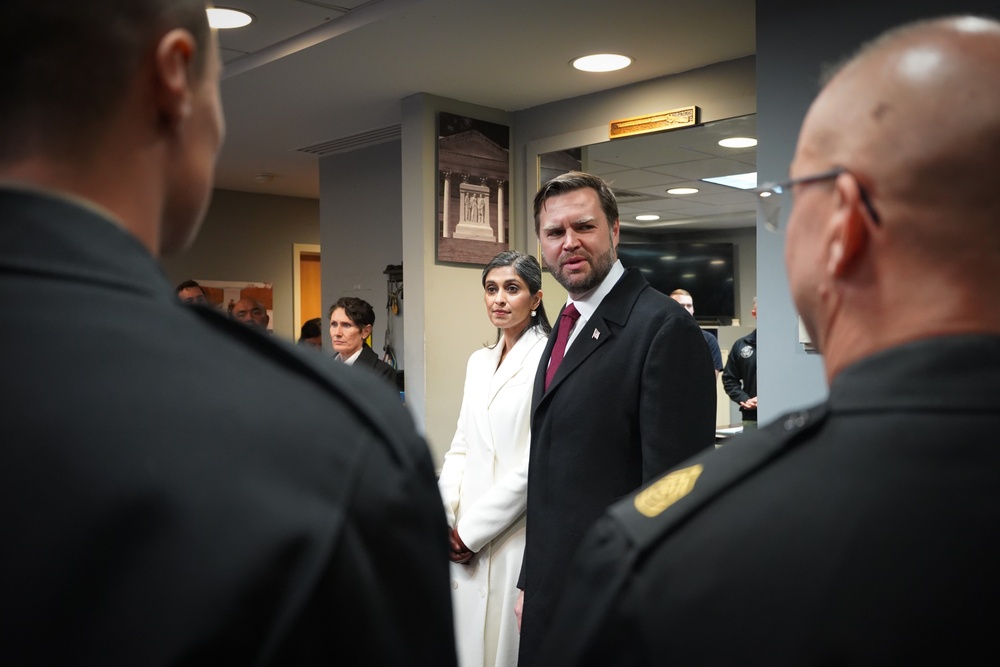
{"left": 592, "top": 329, "right": 600, "bottom": 340}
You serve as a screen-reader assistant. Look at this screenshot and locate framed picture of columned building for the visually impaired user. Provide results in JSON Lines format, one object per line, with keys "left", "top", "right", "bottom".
{"left": 436, "top": 112, "right": 510, "bottom": 266}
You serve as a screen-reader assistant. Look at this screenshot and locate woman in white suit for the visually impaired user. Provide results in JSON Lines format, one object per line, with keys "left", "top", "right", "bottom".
{"left": 438, "top": 250, "right": 551, "bottom": 667}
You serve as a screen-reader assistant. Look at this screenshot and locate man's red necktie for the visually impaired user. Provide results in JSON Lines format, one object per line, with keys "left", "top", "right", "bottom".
{"left": 545, "top": 303, "right": 580, "bottom": 390}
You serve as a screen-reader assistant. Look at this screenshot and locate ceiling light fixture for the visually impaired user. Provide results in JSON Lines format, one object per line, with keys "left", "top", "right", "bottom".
{"left": 254, "top": 173, "right": 275, "bottom": 184}
{"left": 667, "top": 187, "right": 699, "bottom": 195}
{"left": 718, "top": 137, "right": 758, "bottom": 148}
{"left": 636, "top": 214, "right": 660, "bottom": 221}
{"left": 571, "top": 54, "right": 633, "bottom": 72}
{"left": 701, "top": 172, "right": 757, "bottom": 190}
{"left": 207, "top": 7, "right": 254, "bottom": 29}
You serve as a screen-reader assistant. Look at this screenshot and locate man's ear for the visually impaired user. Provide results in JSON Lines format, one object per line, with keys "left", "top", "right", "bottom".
{"left": 827, "top": 173, "right": 871, "bottom": 279}
{"left": 153, "top": 29, "right": 197, "bottom": 130}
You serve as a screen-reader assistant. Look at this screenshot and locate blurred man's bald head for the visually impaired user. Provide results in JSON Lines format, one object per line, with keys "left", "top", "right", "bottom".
{"left": 800, "top": 17, "right": 1000, "bottom": 239}
{"left": 786, "top": 16, "right": 1000, "bottom": 380}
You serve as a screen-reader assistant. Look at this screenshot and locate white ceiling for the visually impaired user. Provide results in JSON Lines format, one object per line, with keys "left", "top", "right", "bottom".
{"left": 215, "top": 0, "right": 757, "bottom": 215}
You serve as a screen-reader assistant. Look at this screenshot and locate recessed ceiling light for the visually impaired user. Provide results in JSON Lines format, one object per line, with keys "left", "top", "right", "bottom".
{"left": 207, "top": 7, "right": 254, "bottom": 29}
{"left": 718, "top": 137, "right": 758, "bottom": 148}
{"left": 571, "top": 54, "right": 633, "bottom": 72}
{"left": 667, "top": 187, "right": 699, "bottom": 195}
{"left": 701, "top": 172, "right": 758, "bottom": 189}
{"left": 636, "top": 214, "right": 660, "bottom": 221}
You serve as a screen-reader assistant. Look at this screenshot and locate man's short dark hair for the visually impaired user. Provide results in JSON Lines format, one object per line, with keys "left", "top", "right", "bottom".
{"left": 330, "top": 297, "right": 376, "bottom": 329}
{"left": 300, "top": 317, "right": 322, "bottom": 339}
{"left": 175, "top": 279, "right": 207, "bottom": 297}
{"left": 533, "top": 171, "right": 620, "bottom": 234}
{"left": 0, "top": 0, "right": 210, "bottom": 162}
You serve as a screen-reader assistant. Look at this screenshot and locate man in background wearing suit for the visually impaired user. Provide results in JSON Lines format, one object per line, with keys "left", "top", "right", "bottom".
{"left": 515, "top": 171, "right": 716, "bottom": 664}
{"left": 0, "top": 1, "right": 455, "bottom": 664}
{"left": 538, "top": 16, "right": 1000, "bottom": 665}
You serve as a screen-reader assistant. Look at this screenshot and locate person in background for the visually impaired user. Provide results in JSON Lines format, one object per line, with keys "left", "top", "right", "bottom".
{"left": 538, "top": 16, "right": 1000, "bottom": 665}
{"left": 516, "top": 171, "right": 716, "bottom": 665}
{"left": 329, "top": 296, "right": 397, "bottom": 384}
{"left": 438, "top": 250, "right": 550, "bottom": 667}
{"left": 0, "top": 1, "right": 456, "bottom": 663}
{"left": 722, "top": 296, "right": 757, "bottom": 430}
{"left": 176, "top": 279, "right": 208, "bottom": 306}
{"left": 297, "top": 317, "right": 323, "bottom": 349}
{"left": 230, "top": 296, "right": 270, "bottom": 332}
{"left": 670, "top": 288, "right": 723, "bottom": 378}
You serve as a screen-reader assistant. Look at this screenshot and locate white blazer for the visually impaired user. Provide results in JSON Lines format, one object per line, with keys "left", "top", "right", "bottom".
{"left": 438, "top": 326, "right": 547, "bottom": 667}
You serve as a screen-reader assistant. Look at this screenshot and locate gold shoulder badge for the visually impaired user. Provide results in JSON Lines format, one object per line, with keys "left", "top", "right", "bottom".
{"left": 634, "top": 464, "right": 703, "bottom": 518}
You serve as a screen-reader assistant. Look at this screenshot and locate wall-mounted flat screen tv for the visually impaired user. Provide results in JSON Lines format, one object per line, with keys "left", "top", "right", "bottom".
{"left": 617, "top": 241, "right": 736, "bottom": 324}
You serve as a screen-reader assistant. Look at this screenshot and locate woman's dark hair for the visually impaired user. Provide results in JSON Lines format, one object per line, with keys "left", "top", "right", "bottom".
{"left": 481, "top": 250, "right": 551, "bottom": 347}
{"left": 329, "top": 296, "right": 376, "bottom": 329}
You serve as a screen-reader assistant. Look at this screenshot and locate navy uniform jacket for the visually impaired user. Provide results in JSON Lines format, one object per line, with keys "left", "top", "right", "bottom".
{"left": 722, "top": 328, "right": 757, "bottom": 420}
{"left": 517, "top": 268, "right": 716, "bottom": 664}
{"left": 539, "top": 335, "right": 1000, "bottom": 666}
{"left": 0, "top": 188, "right": 456, "bottom": 666}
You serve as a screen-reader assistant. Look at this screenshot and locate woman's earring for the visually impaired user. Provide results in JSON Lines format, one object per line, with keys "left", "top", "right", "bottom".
{"left": 531, "top": 309, "right": 537, "bottom": 317}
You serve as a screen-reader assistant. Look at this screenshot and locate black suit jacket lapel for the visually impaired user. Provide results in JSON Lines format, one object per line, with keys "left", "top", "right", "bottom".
{"left": 536, "top": 269, "right": 646, "bottom": 400}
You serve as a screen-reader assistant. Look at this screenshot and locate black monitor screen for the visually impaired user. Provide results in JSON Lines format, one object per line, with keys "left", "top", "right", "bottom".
{"left": 617, "top": 241, "right": 736, "bottom": 323}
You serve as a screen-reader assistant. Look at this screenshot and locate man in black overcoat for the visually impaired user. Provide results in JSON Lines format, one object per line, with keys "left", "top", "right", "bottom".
{"left": 515, "top": 171, "right": 716, "bottom": 664}
{"left": 539, "top": 16, "right": 1000, "bottom": 666}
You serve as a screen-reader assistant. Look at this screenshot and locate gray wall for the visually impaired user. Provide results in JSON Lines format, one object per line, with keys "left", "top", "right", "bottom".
{"left": 160, "top": 189, "right": 320, "bottom": 342}
{"left": 756, "top": 0, "right": 999, "bottom": 423}
{"left": 319, "top": 140, "right": 404, "bottom": 368}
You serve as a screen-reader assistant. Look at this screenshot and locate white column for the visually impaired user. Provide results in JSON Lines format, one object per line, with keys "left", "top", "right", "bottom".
{"left": 497, "top": 181, "right": 505, "bottom": 244}
{"left": 441, "top": 172, "right": 451, "bottom": 239}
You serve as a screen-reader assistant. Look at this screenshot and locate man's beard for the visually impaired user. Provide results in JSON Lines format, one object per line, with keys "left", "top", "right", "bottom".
{"left": 551, "top": 244, "right": 616, "bottom": 296}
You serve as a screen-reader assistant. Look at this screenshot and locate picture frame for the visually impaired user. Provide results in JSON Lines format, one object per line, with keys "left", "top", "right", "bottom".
{"left": 436, "top": 112, "right": 510, "bottom": 266}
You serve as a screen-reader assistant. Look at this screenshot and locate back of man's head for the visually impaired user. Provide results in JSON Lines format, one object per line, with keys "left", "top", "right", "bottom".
{"left": 0, "top": 0, "right": 221, "bottom": 259}
{"left": 788, "top": 15, "right": 1000, "bottom": 379}
{"left": 0, "top": 0, "right": 210, "bottom": 162}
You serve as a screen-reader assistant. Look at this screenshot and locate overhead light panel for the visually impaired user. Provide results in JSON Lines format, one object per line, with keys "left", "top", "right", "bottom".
{"left": 701, "top": 172, "right": 758, "bottom": 190}
{"left": 207, "top": 7, "right": 254, "bottom": 29}
{"left": 667, "top": 187, "right": 699, "bottom": 195}
{"left": 572, "top": 54, "right": 633, "bottom": 72}
{"left": 718, "top": 137, "right": 757, "bottom": 148}
{"left": 636, "top": 214, "right": 660, "bottom": 221}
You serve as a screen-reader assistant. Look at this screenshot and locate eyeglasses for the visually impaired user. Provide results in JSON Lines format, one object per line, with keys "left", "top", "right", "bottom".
{"left": 754, "top": 166, "right": 881, "bottom": 232}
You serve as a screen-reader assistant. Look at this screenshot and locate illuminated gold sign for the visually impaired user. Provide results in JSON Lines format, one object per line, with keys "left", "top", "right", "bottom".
{"left": 609, "top": 106, "right": 699, "bottom": 140}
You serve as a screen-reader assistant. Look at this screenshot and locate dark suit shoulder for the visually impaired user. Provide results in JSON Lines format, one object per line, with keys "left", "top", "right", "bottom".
{"left": 357, "top": 344, "right": 398, "bottom": 386}
{"left": 607, "top": 405, "right": 827, "bottom": 554}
